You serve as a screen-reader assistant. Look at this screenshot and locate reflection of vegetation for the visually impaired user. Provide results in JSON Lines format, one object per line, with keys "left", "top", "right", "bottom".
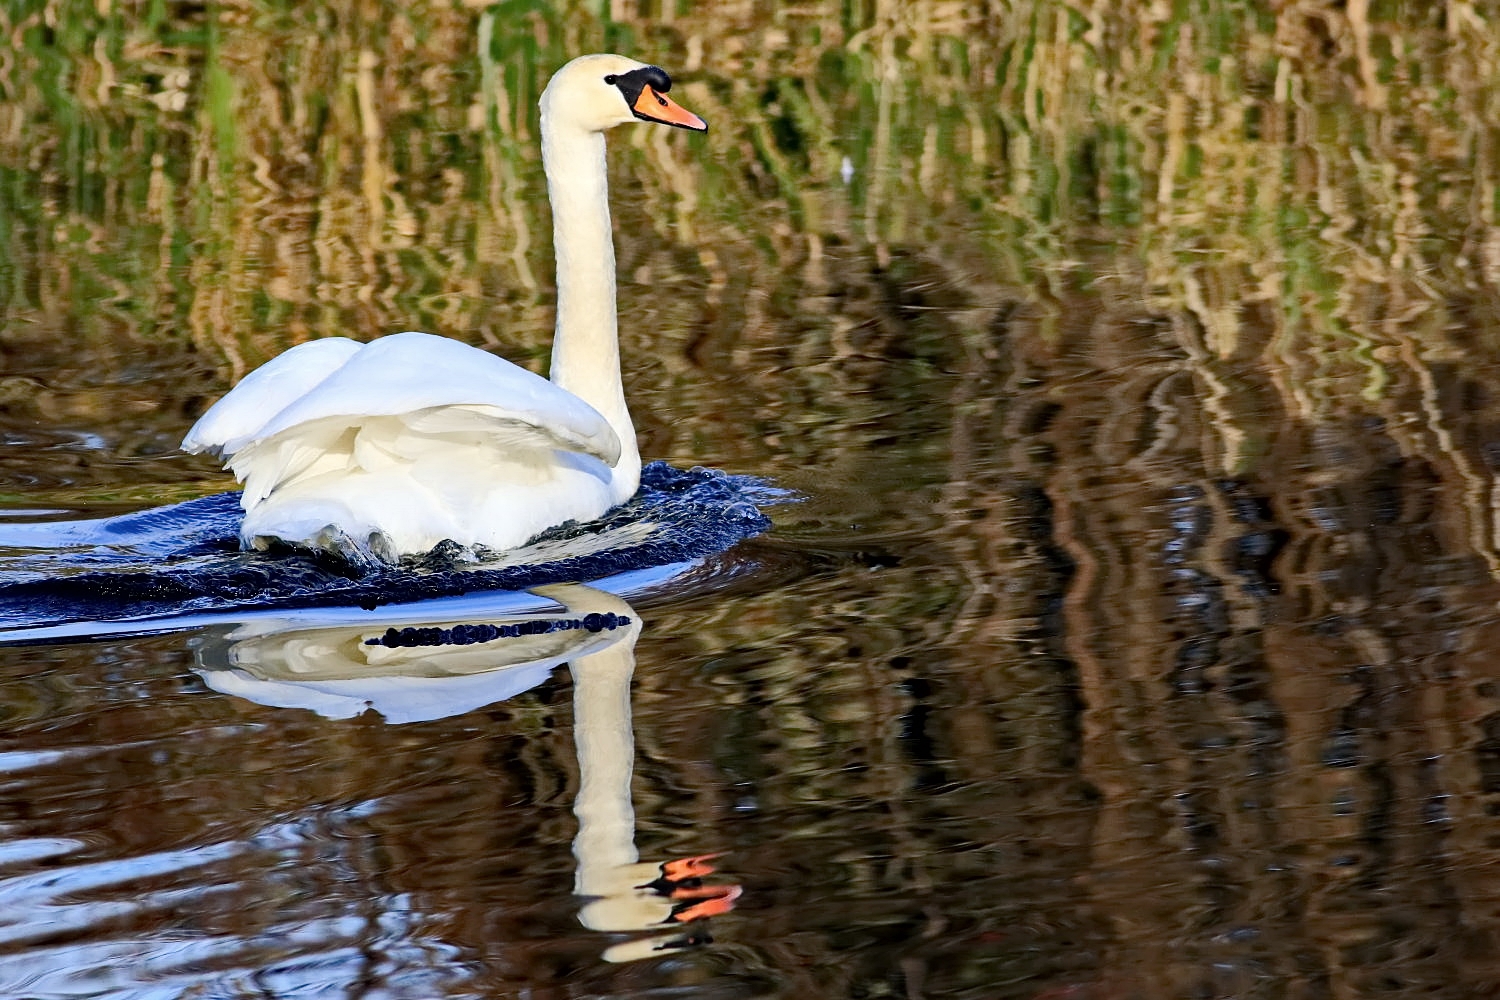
{"left": 3, "top": 5, "right": 1500, "bottom": 996}
{"left": 3, "top": 1, "right": 1496, "bottom": 407}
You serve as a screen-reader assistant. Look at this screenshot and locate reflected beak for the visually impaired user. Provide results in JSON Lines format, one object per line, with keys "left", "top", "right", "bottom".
{"left": 639, "top": 852, "right": 724, "bottom": 895}
{"left": 666, "top": 884, "right": 743, "bottom": 923}
{"left": 659, "top": 853, "right": 721, "bottom": 882}
{"left": 632, "top": 86, "right": 708, "bottom": 132}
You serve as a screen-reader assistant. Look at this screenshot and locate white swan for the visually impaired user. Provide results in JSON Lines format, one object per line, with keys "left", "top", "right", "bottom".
{"left": 182, "top": 55, "right": 707, "bottom": 560}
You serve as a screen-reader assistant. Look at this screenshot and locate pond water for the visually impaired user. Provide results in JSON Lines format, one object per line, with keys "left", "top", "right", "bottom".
{"left": 5, "top": 3, "right": 1500, "bottom": 999}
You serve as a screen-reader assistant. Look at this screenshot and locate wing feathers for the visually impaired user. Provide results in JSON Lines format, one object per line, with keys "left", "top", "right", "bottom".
{"left": 188, "top": 334, "right": 625, "bottom": 489}
{"left": 183, "top": 338, "right": 364, "bottom": 457}
{"left": 240, "top": 333, "right": 621, "bottom": 465}
{"left": 182, "top": 332, "right": 635, "bottom": 555}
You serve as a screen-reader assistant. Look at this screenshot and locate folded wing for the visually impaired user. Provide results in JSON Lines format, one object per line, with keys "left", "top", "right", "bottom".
{"left": 184, "top": 332, "right": 622, "bottom": 476}
{"left": 182, "top": 333, "right": 627, "bottom": 553}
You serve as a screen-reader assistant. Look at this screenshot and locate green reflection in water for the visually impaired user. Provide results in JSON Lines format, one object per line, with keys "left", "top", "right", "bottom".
{"left": 2, "top": 2, "right": 1494, "bottom": 394}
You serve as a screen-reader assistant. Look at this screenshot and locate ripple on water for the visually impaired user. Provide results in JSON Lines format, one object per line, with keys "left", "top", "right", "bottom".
{"left": 0, "top": 463, "right": 781, "bottom": 632}
{"left": 0, "top": 810, "right": 481, "bottom": 999}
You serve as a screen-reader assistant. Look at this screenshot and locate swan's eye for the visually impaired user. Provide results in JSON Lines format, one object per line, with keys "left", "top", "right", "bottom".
{"left": 604, "top": 74, "right": 618, "bottom": 85}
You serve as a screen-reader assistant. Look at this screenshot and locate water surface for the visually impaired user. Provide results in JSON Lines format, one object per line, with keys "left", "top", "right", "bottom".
{"left": 4, "top": 2, "right": 1500, "bottom": 998}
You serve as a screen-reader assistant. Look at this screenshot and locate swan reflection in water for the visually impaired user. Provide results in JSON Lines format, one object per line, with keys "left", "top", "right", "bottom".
{"left": 191, "top": 584, "right": 740, "bottom": 964}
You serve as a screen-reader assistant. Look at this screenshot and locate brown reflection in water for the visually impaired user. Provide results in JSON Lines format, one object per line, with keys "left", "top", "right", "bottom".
{"left": 4, "top": 1, "right": 1500, "bottom": 996}
{"left": 961, "top": 295, "right": 1500, "bottom": 996}
{"left": 0, "top": 596, "right": 747, "bottom": 995}
{"left": 615, "top": 265, "right": 1500, "bottom": 996}
{"left": 4, "top": 266, "right": 1500, "bottom": 997}
{"left": 4, "top": 300, "right": 1500, "bottom": 996}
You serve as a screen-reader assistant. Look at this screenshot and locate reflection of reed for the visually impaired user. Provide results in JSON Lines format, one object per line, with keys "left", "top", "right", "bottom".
{"left": 948, "top": 316, "right": 1500, "bottom": 995}
{"left": 6, "top": 3, "right": 1500, "bottom": 389}
{"left": 616, "top": 292, "right": 1500, "bottom": 994}
{"left": 5, "top": 2, "right": 1500, "bottom": 994}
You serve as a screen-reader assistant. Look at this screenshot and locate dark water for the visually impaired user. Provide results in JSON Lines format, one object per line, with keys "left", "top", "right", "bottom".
{"left": 4, "top": 317, "right": 1500, "bottom": 999}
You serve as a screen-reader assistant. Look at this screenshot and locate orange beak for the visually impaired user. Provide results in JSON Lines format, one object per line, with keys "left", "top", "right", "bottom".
{"left": 666, "top": 884, "right": 743, "bottom": 923}
{"left": 632, "top": 85, "right": 708, "bottom": 132}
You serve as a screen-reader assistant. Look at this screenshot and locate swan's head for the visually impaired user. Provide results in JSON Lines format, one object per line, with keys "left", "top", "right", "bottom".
{"left": 540, "top": 54, "right": 707, "bottom": 135}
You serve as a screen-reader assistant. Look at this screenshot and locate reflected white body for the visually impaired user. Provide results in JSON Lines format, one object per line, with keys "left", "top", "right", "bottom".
{"left": 194, "top": 584, "right": 706, "bottom": 960}
{"left": 182, "top": 54, "right": 669, "bottom": 557}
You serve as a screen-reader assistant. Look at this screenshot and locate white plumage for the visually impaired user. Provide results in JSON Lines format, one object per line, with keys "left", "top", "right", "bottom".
{"left": 184, "top": 332, "right": 626, "bottom": 556}
{"left": 182, "top": 54, "right": 707, "bottom": 560}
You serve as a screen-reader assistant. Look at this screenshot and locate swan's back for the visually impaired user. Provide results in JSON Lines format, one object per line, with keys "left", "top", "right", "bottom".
{"left": 185, "top": 333, "right": 636, "bottom": 559}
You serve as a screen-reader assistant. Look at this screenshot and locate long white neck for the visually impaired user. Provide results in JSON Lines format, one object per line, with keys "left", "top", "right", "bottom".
{"left": 540, "top": 118, "right": 641, "bottom": 498}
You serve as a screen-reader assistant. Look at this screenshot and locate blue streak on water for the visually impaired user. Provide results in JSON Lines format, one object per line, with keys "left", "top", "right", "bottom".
{"left": 0, "top": 463, "right": 782, "bottom": 634}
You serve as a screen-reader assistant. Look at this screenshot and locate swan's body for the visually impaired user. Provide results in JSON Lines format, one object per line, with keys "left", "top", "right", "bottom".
{"left": 182, "top": 55, "right": 706, "bottom": 559}
{"left": 181, "top": 331, "right": 629, "bottom": 556}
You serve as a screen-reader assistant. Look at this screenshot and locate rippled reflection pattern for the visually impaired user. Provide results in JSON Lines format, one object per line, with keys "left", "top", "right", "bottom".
{"left": 6, "top": 0, "right": 1500, "bottom": 997}
{"left": 0, "top": 587, "right": 746, "bottom": 997}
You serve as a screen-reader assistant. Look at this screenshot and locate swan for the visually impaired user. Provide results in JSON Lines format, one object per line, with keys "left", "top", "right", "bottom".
{"left": 182, "top": 54, "right": 707, "bottom": 561}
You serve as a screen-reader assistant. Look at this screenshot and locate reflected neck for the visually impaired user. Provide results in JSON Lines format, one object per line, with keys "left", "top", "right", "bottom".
{"left": 570, "top": 642, "right": 639, "bottom": 889}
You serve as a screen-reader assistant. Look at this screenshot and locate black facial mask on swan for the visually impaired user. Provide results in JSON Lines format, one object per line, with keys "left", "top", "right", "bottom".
{"left": 608, "top": 65, "right": 708, "bottom": 132}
